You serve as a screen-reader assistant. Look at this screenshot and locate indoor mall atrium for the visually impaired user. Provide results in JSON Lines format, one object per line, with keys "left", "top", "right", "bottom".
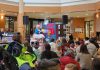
{"left": 0, "top": 0, "right": 100, "bottom": 70}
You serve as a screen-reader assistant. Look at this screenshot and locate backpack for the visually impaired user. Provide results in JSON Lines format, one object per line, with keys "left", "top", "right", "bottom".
{"left": 7, "top": 41, "right": 22, "bottom": 57}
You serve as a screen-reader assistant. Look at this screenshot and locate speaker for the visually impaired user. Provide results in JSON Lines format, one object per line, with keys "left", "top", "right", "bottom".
{"left": 62, "top": 15, "right": 68, "bottom": 24}
{"left": 23, "top": 16, "right": 29, "bottom": 24}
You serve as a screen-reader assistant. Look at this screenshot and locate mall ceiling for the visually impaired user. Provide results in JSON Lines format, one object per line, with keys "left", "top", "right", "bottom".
{"left": 0, "top": 0, "right": 100, "bottom": 18}
{"left": 1, "top": 0, "right": 100, "bottom": 6}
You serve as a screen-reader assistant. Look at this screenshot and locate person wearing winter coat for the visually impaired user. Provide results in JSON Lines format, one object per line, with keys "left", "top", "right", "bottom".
{"left": 59, "top": 48, "right": 80, "bottom": 70}
{"left": 75, "top": 45, "right": 92, "bottom": 70}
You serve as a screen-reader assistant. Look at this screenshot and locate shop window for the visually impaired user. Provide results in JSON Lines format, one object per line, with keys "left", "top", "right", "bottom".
{"left": 85, "top": 21, "right": 94, "bottom": 38}
{"left": 5, "top": 16, "right": 16, "bottom": 32}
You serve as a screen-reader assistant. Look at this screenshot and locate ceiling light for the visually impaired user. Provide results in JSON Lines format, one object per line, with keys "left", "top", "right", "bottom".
{"left": 96, "top": 13, "right": 99, "bottom": 18}
{"left": 0, "top": 15, "right": 4, "bottom": 19}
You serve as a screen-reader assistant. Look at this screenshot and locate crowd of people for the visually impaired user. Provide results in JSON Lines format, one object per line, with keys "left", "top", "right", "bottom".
{"left": 0, "top": 28, "right": 100, "bottom": 70}
{"left": 0, "top": 34, "right": 100, "bottom": 70}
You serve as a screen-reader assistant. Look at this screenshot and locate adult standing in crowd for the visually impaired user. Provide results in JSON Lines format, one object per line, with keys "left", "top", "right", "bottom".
{"left": 68, "top": 33, "right": 74, "bottom": 44}
{"left": 5, "top": 33, "right": 37, "bottom": 70}
{"left": 49, "top": 38, "right": 56, "bottom": 52}
{"left": 75, "top": 41, "right": 81, "bottom": 54}
{"left": 75, "top": 45, "right": 92, "bottom": 70}
{"left": 87, "top": 38, "right": 97, "bottom": 57}
{"left": 41, "top": 43, "right": 58, "bottom": 60}
{"left": 61, "top": 38, "right": 69, "bottom": 56}
{"left": 59, "top": 48, "right": 80, "bottom": 70}
{"left": 92, "top": 58, "right": 100, "bottom": 70}
{"left": 0, "top": 28, "right": 4, "bottom": 40}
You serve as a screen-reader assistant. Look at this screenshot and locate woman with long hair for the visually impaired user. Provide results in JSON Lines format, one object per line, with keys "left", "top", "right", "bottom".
{"left": 75, "top": 45, "right": 92, "bottom": 70}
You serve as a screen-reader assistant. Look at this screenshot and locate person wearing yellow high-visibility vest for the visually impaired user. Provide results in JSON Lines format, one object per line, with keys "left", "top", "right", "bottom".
{"left": 5, "top": 41, "right": 37, "bottom": 69}
{"left": 5, "top": 34, "right": 37, "bottom": 70}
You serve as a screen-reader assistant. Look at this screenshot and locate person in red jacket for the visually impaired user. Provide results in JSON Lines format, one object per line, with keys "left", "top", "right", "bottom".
{"left": 61, "top": 38, "right": 70, "bottom": 56}
{"left": 59, "top": 48, "right": 80, "bottom": 70}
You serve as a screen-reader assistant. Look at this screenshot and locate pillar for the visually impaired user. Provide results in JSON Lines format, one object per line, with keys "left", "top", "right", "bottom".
{"left": 17, "top": 0, "right": 25, "bottom": 42}
{"left": 94, "top": 12, "right": 100, "bottom": 40}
